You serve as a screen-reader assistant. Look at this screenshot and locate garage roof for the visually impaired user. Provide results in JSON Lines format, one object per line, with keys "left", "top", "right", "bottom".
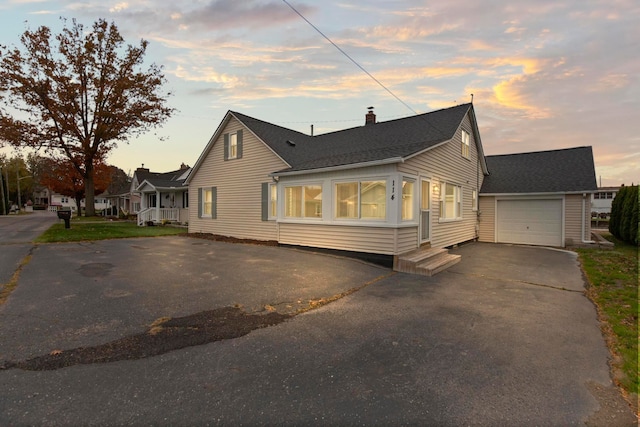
{"left": 481, "top": 146, "right": 598, "bottom": 194}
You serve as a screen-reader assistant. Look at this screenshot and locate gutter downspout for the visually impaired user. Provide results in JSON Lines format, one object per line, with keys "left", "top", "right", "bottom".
{"left": 582, "top": 193, "right": 595, "bottom": 243}
{"left": 476, "top": 153, "right": 480, "bottom": 240}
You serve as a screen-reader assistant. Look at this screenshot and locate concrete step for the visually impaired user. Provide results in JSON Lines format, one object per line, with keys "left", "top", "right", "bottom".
{"left": 416, "top": 253, "right": 461, "bottom": 276}
{"left": 394, "top": 247, "right": 461, "bottom": 276}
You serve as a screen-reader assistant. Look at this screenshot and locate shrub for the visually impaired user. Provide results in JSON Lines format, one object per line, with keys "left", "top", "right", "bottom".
{"left": 609, "top": 185, "right": 639, "bottom": 246}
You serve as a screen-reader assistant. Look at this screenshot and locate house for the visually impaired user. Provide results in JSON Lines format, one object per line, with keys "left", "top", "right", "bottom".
{"left": 103, "top": 183, "right": 133, "bottom": 217}
{"left": 185, "top": 103, "right": 597, "bottom": 275}
{"left": 591, "top": 186, "right": 619, "bottom": 217}
{"left": 48, "top": 192, "right": 111, "bottom": 213}
{"left": 478, "top": 147, "right": 597, "bottom": 247}
{"left": 133, "top": 164, "right": 191, "bottom": 225}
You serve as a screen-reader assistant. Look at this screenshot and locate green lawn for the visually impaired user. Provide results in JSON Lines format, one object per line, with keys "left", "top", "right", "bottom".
{"left": 35, "top": 220, "right": 187, "bottom": 243}
{"left": 576, "top": 234, "right": 639, "bottom": 404}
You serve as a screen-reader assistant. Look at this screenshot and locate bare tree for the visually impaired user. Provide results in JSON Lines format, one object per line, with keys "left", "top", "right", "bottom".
{"left": 0, "top": 18, "right": 174, "bottom": 216}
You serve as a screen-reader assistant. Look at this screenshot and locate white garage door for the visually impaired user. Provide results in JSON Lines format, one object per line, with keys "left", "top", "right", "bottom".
{"left": 496, "top": 199, "right": 563, "bottom": 246}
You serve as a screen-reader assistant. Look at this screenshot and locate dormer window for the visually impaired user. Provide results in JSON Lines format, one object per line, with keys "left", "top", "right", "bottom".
{"left": 461, "top": 129, "right": 470, "bottom": 158}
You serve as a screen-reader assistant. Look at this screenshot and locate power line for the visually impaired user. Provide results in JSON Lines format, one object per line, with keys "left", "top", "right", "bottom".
{"left": 281, "top": 0, "right": 418, "bottom": 116}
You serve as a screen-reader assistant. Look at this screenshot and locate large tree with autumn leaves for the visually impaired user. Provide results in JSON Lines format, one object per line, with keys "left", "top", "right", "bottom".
{"left": 39, "top": 156, "right": 113, "bottom": 213}
{"left": 0, "top": 18, "right": 174, "bottom": 216}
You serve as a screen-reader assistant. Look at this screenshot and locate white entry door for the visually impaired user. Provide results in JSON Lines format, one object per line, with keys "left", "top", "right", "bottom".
{"left": 420, "top": 179, "right": 431, "bottom": 243}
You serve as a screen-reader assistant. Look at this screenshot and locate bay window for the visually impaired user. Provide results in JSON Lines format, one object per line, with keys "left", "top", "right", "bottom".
{"left": 402, "top": 179, "right": 414, "bottom": 220}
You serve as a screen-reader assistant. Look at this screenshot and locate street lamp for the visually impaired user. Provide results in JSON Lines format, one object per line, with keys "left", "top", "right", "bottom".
{"left": 16, "top": 172, "right": 32, "bottom": 212}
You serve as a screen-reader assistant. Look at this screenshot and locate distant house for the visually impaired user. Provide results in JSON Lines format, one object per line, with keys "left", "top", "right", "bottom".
{"left": 591, "top": 186, "right": 619, "bottom": 217}
{"left": 49, "top": 192, "right": 111, "bottom": 213}
{"left": 133, "top": 164, "right": 191, "bottom": 225}
{"left": 185, "top": 103, "right": 597, "bottom": 275}
{"left": 103, "top": 183, "right": 134, "bottom": 217}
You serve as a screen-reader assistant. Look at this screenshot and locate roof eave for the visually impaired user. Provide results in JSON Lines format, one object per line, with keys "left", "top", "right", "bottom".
{"left": 185, "top": 111, "right": 293, "bottom": 185}
{"left": 480, "top": 190, "right": 597, "bottom": 196}
{"left": 270, "top": 157, "right": 405, "bottom": 177}
{"left": 185, "top": 111, "right": 234, "bottom": 185}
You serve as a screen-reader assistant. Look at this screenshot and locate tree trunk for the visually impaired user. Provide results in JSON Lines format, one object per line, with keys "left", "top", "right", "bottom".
{"left": 84, "top": 162, "right": 95, "bottom": 217}
{"left": 75, "top": 194, "right": 83, "bottom": 216}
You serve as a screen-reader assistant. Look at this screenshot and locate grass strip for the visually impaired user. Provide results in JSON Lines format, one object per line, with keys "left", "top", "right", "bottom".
{"left": 35, "top": 221, "right": 186, "bottom": 243}
{"left": 0, "top": 250, "right": 34, "bottom": 306}
{"left": 576, "top": 233, "right": 638, "bottom": 409}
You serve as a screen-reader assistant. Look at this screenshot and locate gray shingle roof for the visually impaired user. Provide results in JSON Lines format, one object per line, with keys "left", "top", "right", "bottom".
{"left": 480, "top": 147, "right": 597, "bottom": 194}
{"left": 136, "top": 168, "right": 189, "bottom": 189}
{"left": 232, "top": 103, "right": 472, "bottom": 173}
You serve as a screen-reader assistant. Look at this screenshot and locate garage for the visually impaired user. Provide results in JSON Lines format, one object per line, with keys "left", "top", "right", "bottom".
{"left": 496, "top": 199, "right": 563, "bottom": 246}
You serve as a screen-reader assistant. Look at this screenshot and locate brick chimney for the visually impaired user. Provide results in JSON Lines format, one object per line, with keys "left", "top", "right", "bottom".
{"left": 365, "top": 106, "right": 376, "bottom": 125}
{"left": 180, "top": 162, "right": 189, "bottom": 170}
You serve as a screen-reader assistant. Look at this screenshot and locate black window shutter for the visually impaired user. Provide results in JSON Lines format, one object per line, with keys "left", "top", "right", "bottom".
{"left": 197, "top": 188, "right": 202, "bottom": 218}
{"left": 261, "top": 182, "right": 268, "bottom": 221}
{"left": 211, "top": 187, "right": 217, "bottom": 219}
{"left": 223, "top": 134, "right": 229, "bottom": 160}
{"left": 236, "top": 129, "right": 243, "bottom": 159}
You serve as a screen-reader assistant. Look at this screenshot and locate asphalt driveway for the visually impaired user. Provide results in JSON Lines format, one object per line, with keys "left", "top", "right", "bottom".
{"left": 0, "top": 211, "right": 57, "bottom": 285}
{"left": 0, "top": 236, "right": 635, "bottom": 425}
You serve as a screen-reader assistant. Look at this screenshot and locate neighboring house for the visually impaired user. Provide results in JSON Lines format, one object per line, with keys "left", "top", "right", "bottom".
{"left": 103, "top": 184, "right": 133, "bottom": 217}
{"left": 48, "top": 192, "right": 111, "bottom": 212}
{"left": 478, "top": 147, "right": 597, "bottom": 247}
{"left": 32, "top": 186, "right": 51, "bottom": 209}
{"left": 133, "top": 164, "right": 191, "bottom": 225}
{"left": 185, "top": 103, "right": 597, "bottom": 273}
{"left": 591, "top": 186, "right": 619, "bottom": 217}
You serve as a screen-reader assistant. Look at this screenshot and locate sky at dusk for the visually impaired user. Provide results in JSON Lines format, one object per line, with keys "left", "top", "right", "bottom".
{"left": 0, "top": 0, "right": 638, "bottom": 187}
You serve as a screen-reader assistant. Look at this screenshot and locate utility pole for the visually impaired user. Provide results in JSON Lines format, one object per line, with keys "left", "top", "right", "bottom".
{"left": 0, "top": 167, "right": 6, "bottom": 215}
{"left": 17, "top": 170, "right": 21, "bottom": 212}
{"left": 16, "top": 173, "right": 32, "bottom": 213}
{"left": 5, "top": 168, "right": 10, "bottom": 212}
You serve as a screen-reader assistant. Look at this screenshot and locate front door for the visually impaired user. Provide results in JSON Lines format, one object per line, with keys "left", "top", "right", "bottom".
{"left": 420, "top": 179, "right": 431, "bottom": 243}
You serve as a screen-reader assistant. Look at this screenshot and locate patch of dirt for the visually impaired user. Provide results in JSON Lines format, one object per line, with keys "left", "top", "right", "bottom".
{"left": 585, "top": 381, "right": 638, "bottom": 426}
{"left": 186, "top": 232, "right": 279, "bottom": 246}
{"left": 1, "top": 307, "right": 289, "bottom": 371}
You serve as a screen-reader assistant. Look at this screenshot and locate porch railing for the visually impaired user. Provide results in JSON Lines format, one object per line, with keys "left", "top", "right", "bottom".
{"left": 137, "top": 208, "right": 179, "bottom": 226}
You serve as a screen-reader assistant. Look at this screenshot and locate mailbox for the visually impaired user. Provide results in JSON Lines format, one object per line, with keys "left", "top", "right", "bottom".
{"left": 57, "top": 208, "right": 72, "bottom": 229}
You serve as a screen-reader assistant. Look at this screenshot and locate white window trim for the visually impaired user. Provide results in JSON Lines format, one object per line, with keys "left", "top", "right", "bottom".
{"left": 228, "top": 133, "right": 238, "bottom": 160}
{"left": 268, "top": 183, "right": 277, "bottom": 220}
{"left": 472, "top": 189, "right": 478, "bottom": 212}
{"left": 277, "top": 172, "right": 420, "bottom": 227}
{"left": 202, "top": 188, "right": 213, "bottom": 218}
{"left": 401, "top": 177, "right": 416, "bottom": 222}
{"left": 334, "top": 178, "right": 388, "bottom": 222}
{"left": 461, "top": 129, "right": 470, "bottom": 159}
{"left": 283, "top": 183, "right": 323, "bottom": 220}
{"left": 439, "top": 182, "right": 463, "bottom": 222}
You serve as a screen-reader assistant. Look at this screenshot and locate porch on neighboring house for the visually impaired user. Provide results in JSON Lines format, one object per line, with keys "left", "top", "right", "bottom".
{"left": 131, "top": 163, "right": 191, "bottom": 226}
{"left": 136, "top": 184, "right": 189, "bottom": 226}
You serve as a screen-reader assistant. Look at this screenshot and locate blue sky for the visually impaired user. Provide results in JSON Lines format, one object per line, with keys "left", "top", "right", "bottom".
{"left": 1, "top": 0, "right": 638, "bottom": 186}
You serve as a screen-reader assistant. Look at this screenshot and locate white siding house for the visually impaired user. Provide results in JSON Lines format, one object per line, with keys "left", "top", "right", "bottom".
{"left": 186, "top": 104, "right": 597, "bottom": 274}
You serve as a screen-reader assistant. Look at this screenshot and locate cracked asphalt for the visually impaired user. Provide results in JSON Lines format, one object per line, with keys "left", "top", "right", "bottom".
{"left": 0, "top": 214, "right": 636, "bottom": 425}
